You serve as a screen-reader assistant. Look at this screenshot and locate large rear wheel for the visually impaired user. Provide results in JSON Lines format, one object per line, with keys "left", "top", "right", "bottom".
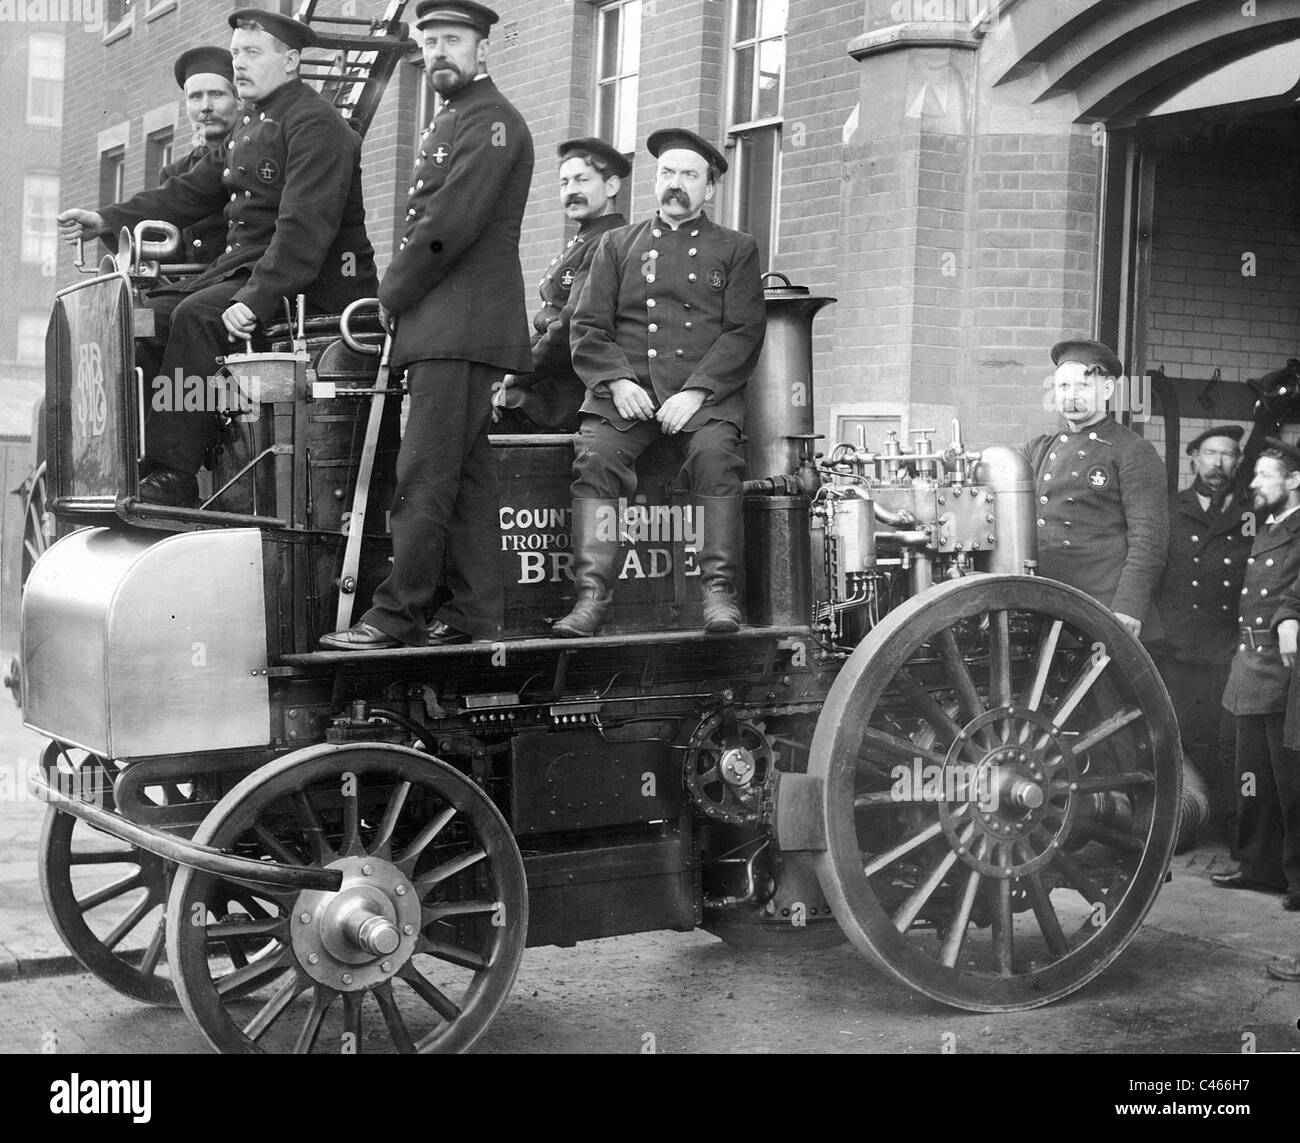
{"left": 809, "top": 575, "right": 1180, "bottom": 1011}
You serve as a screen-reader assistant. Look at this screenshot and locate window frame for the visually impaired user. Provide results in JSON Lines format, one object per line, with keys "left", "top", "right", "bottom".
{"left": 592, "top": 0, "right": 643, "bottom": 159}
{"left": 723, "top": 0, "right": 788, "bottom": 267}
{"left": 26, "top": 32, "right": 64, "bottom": 127}
{"left": 21, "top": 171, "right": 60, "bottom": 266}
{"left": 103, "top": 0, "right": 134, "bottom": 44}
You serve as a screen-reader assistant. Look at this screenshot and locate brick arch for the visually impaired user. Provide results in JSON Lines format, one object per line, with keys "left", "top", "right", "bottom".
{"left": 996, "top": 0, "right": 1300, "bottom": 122}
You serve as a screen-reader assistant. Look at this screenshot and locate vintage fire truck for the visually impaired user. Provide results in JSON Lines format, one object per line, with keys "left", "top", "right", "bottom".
{"left": 16, "top": 3, "right": 1180, "bottom": 1053}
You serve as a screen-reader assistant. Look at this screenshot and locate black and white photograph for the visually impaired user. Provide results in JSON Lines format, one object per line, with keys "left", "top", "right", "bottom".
{"left": 0, "top": 0, "right": 1298, "bottom": 1090}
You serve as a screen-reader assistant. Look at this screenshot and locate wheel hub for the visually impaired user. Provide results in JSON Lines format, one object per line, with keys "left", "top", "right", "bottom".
{"left": 936, "top": 705, "right": 1081, "bottom": 878}
{"left": 291, "top": 855, "right": 421, "bottom": 991}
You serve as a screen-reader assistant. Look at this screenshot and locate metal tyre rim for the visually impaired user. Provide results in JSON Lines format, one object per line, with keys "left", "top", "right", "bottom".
{"left": 808, "top": 575, "right": 1180, "bottom": 1012}
{"left": 166, "top": 744, "right": 528, "bottom": 1054}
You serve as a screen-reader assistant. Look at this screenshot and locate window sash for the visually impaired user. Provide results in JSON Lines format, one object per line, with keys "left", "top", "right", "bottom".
{"left": 594, "top": 0, "right": 642, "bottom": 155}
{"left": 22, "top": 173, "right": 60, "bottom": 264}
{"left": 27, "top": 33, "right": 64, "bottom": 126}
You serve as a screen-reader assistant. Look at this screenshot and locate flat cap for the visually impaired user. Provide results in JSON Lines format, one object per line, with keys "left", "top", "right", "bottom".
{"left": 228, "top": 8, "right": 318, "bottom": 51}
{"left": 558, "top": 137, "right": 631, "bottom": 178}
{"left": 1050, "top": 338, "right": 1123, "bottom": 378}
{"left": 1185, "top": 424, "right": 1244, "bottom": 455}
{"left": 647, "top": 127, "right": 728, "bottom": 175}
{"left": 415, "top": 1, "right": 499, "bottom": 34}
{"left": 1262, "top": 436, "right": 1300, "bottom": 469}
{"left": 174, "top": 46, "right": 234, "bottom": 88}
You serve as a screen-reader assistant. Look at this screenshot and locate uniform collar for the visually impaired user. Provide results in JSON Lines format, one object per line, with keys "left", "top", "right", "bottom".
{"left": 1267, "top": 502, "right": 1300, "bottom": 528}
{"left": 250, "top": 76, "right": 302, "bottom": 116}
{"left": 653, "top": 209, "right": 711, "bottom": 232}
{"left": 439, "top": 73, "right": 496, "bottom": 110}
{"left": 1055, "top": 414, "right": 1115, "bottom": 438}
{"left": 577, "top": 212, "right": 625, "bottom": 236}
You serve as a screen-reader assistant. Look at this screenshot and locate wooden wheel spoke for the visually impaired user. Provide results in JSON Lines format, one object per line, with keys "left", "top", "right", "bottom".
{"left": 399, "top": 962, "right": 462, "bottom": 1022}
{"left": 1036, "top": 648, "right": 1111, "bottom": 746}
{"left": 860, "top": 726, "right": 949, "bottom": 771}
{"left": 1021, "top": 866, "right": 1070, "bottom": 957}
{"left": 892, "top": 821, "right": 975, "bottom": 931}
{"left": 68, "top": 849, "right": 139, "bottom": 866}
{"left": 102, "top": 895, "right": 156, "bottom": 950}
{"left": 1065, "top": 707, "right": 1144, "bottom": 756}
{"left": 77, "top": 871, "right": 144, "bottom": 912}
{"left": 422, "top": 899, "right": 499, "bottom": 924}
{"left": 215, "top": 946, "right": 291, "bottom": 998}
{"left": 251, "top": 824, "right": 305, "bottom": 867}
{"left": 397, "top": 806, "right": 457, "bottom": 869}
{"left": 205, "top": 916, "right": 287, "bottom": 942}
{"left": 939, "top": 846, "right": 985, "bottom": 968}
{"left": 340, "top": 782, "right": 361, "bottom": 857}
{"left": 1025, "top": 619, "right": 1063, "bottom": 712}
{"left": 936, "top": 629, "right": 991, "bottom": 744}
{"left": 421, "top": 938, "right": 488, "bottom": 972}
{"left": 341, "top": 991, "right": 363, "bottom": 1050}
{"left": 373, "top": 981, "right": 417, "bottom": 1053}
{"left": 293, "top": 986, "right": 336, "bottom": 1054}
{"left": 291, "top": 791, "right": 335, "bottom": 864}
{"left": 988, "top": 610, "right": 1012, "bottom": 709}
{"left": 894, "top": 667, "right": 965, "bottom": 747}
{"left": 139, "top": 916, "right": 167, "bottom": 977}
{"left": 413, "top": 847, "right": 486, "bottom": 893}
{"left": 992, "top": 844, "right": 1014, "bottom": 975}
{"left": 1051, "top": 771, "right": 1153, "bottom": 795}
{"left": 371, "top": 779, "right": 412, "bottom": 855}
{"left": 243, "top": 971, "right": 307, "bottom": 1042}
{"left": 864, "top": 816, "right": 954, "bottom": 876}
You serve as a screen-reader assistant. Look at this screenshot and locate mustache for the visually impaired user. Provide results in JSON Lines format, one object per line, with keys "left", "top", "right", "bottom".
{"left": 660, "top": 188, "right": 690, "bottom": 206}
{"left": 564, "top": 195, "right": 588, "bottom": 207}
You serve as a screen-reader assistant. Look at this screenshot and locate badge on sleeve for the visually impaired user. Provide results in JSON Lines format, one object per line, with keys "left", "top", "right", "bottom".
{"left": 1087, "top": 465, "right": 1110, "bottom": 489}
{"left": 560, "top": 268, "right": 576, "bottom": 290}
{"left": 256, "top": 159, "right": 280, "bottom": 183}
{"left": 708, "top": 268, "right": 726, "bottom": 293}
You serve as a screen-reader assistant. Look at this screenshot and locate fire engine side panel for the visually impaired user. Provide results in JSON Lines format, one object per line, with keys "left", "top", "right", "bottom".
{"left": 22, "top": 527, "right": 270, "bottom": 758}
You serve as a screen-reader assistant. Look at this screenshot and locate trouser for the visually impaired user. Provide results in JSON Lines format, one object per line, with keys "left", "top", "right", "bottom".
{"left": 1152, "top": 655, "right": 1237, "bottom": 831}
{"left": 570, "top": 414, "right": 745, "bottom": 499}
{"left": 1233, "top": 712, "right": 1300, "bottom": 891}
{"left": 362, "top": 358, "right": 504, "bottom": 645}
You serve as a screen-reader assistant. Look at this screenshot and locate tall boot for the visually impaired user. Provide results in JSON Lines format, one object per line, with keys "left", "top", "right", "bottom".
{"left": 695, "top": 494, "right": 744, "bottom": 634}
{"left": 552, "top": 497, "right": 620, "bottom": 637}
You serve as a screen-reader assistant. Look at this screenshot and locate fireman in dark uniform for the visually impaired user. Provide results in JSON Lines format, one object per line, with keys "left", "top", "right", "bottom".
{"left": 322, "top": 1, "right": 533, "bottom": 650}
{"left": 1149, "top": 426, "right": 1253, "bottom": 840}
{"left": 1027, "top": 339, "right": 1167, "bottom": 637}
{"left": 1217, "top": 439, "right": 1300, "bottom": 911}
{"left": 160, "top": 46, "right": 240, "bottom": 265}
{"left": 57, "top": 9, "right": 378, "bottom": 507}
{"left": 492, "top": 137, "right": 629, "bottom": 431}
{"left": 555, "top": 128, "right": 766, "bottom": 637}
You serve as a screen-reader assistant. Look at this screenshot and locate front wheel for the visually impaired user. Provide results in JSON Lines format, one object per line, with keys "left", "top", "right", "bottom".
{"left": 808, "top": 575, "right": 1180, "bottom": 1011}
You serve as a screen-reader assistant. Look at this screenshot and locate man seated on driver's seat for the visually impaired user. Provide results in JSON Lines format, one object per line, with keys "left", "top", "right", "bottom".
{"left": 56, "top": 9, "right": 377, "bottom": 508}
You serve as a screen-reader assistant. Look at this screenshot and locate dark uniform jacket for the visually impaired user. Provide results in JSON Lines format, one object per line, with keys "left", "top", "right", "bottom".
{"left": 100, "top": 78, "right": 377, "bottom": 323}
{"left": 528, "top": 212, "right": 625, "bottom": 379}
{"left": 570, "top": 212, "right": 766, "bottom": 432}
{"left": 157, "top": 145, "right": 227, "bottom": 266}
{"left": 1027, "top": 416, "right": 1168, "bottom": 631}
{"left": 380, "top": 75, "right": 533, "bottom": 373}
{"left": 1150, "top": 486, "right": 1254, "bottom": 665}
{"left": 1222, "top": 508, "right": 1300, "bottom": 716}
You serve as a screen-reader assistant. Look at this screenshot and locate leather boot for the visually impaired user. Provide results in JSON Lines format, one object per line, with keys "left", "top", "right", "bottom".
{"left": 695, "top": 494, "right": 744, "bottom": 634}
{"left": 552, "top": 498, "right": 620, "bottom": 637}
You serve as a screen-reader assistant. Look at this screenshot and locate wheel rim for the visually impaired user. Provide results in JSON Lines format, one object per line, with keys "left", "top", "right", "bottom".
{"left": 21, "top": 462, "right": 52, "bottom": 581}
{"left": 38, "top": 745, "right": 175, "bottom": 1005}
{"left": 167, "top": 744, "right": 528, "bottom": 1054}
{"left": 809, "top": 575, "right": 1180, "bottom": 1011}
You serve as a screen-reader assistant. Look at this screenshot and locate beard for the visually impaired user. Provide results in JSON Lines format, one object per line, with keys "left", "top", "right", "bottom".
{"left": 1253, "top": 488, "right": 1287, "bottom": 516}
{"left": 429, "top": 62, "right": 473, "bottom": 97}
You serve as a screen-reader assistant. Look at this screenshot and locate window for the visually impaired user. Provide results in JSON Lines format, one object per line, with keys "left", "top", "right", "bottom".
{"left": 146, "top": 128, "right": 174, "bottom": 186}
{"left": 21, "top": 173, "right": 59, "bottom": 265}
{"left": 100, "top": 146, "right": 125, "bottom": 207}
{"left": 27, "top": 33, "right": 64, "bottom": 126}
{"left": 726, "top": 0, "right": 787, "bottom": 268}
{"left": 16, "top": 313, "right": 46, "bottom": 367}
{"left": 593, "top": 0, "right": 641, "bottom": 156}
{"left": 103, "top": 0, "right": 134, "bottom": 43}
